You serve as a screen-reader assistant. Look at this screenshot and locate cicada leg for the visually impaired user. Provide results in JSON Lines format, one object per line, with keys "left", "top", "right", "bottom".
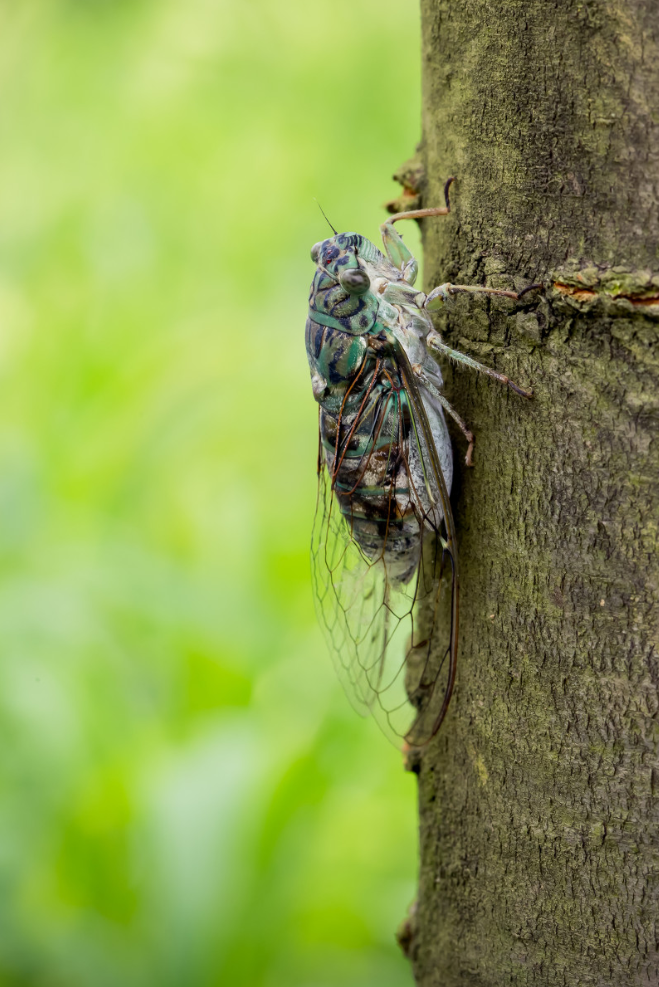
{"left": 381, "top": 177, "right": 455, "bottom": 285}
{"left": 425, "top": 281, "right": 542, "bottom": 308}
{"left": 426, "top": 331, "right": 534, "bottom": 400}
{"left": 413, "top": 364, "right": 475, "bottom": 466}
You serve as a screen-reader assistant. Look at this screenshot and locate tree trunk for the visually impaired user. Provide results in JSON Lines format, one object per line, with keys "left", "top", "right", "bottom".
{"left": 402, "top": 2, "right": 659, "bottom": 984}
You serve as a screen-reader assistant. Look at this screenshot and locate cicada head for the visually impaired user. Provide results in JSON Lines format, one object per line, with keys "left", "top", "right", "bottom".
{"left": 310, "top": 232, "right": 360, "bottom": 273}
{"left": 308, "top": 233, "right": 383, "bottom": 335}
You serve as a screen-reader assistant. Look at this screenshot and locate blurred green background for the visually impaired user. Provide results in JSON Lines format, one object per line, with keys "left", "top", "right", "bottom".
{"left": 0, "top": 1, "right": 423, "bottom": 984}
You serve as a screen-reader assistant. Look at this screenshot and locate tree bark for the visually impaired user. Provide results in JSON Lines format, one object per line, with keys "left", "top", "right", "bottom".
{"left": 403, "top": 2, "right": 659, "bottom": 984}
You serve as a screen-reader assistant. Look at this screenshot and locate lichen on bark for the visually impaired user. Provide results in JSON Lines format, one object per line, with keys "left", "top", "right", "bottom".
{"left": 408, "top": 1, "right": 659, "bottom": 984}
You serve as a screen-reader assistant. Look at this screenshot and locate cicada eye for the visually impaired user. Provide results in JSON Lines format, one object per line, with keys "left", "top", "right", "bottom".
{"left": 310, "top": 242, "right": 323, "bottom": 263}
{"left": 339, "top": 268, "right": 370, "bottom": 295}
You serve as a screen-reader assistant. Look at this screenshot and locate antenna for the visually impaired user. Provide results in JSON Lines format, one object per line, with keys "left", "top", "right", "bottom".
{"left": 313, "top": 198, "right": 337, "bottom": 235}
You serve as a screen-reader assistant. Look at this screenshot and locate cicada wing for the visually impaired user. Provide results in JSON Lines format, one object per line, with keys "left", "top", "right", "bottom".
{"left": 311, "top": 463, "right": 397, "bottom": 721}
{"left": 398, "top": 521, "right": 457, "bottom": 746}
{"left": 394, "top": 339, "right": 459, "bottom": 747}
{"left": 311, "top": 342, "right": 459, "bottom": 747}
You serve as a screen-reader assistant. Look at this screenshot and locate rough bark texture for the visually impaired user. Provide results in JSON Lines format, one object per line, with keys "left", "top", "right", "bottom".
{"left": 406, "top": 2, "right": 659, "bottom": 984}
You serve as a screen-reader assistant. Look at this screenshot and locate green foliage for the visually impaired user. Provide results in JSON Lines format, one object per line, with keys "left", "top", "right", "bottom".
{"left": 0, "top": 1, "right": 422, "bottom": 984}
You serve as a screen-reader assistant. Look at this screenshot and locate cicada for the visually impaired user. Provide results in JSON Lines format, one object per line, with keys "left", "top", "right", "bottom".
{"left": 306, "top": 180, "right": 536, "bottom": 746}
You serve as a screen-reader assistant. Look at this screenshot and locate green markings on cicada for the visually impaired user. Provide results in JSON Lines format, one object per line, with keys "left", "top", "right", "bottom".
{"left": 305, "top": 318, "right": 370, "bottom": 412}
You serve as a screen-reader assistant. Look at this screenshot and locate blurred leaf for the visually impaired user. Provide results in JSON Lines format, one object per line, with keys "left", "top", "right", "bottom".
{"left": 0, "top": 0, "right": 422, "bottom": 984}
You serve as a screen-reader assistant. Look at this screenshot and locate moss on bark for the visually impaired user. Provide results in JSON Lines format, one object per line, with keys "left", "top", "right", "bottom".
{"left": 409, "top": 2, "right": 659, "bottom": 984}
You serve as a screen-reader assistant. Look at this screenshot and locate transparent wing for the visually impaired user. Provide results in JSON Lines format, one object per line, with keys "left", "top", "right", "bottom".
{"left": 311, "top": 341, "right": 459, "bottom": 747}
